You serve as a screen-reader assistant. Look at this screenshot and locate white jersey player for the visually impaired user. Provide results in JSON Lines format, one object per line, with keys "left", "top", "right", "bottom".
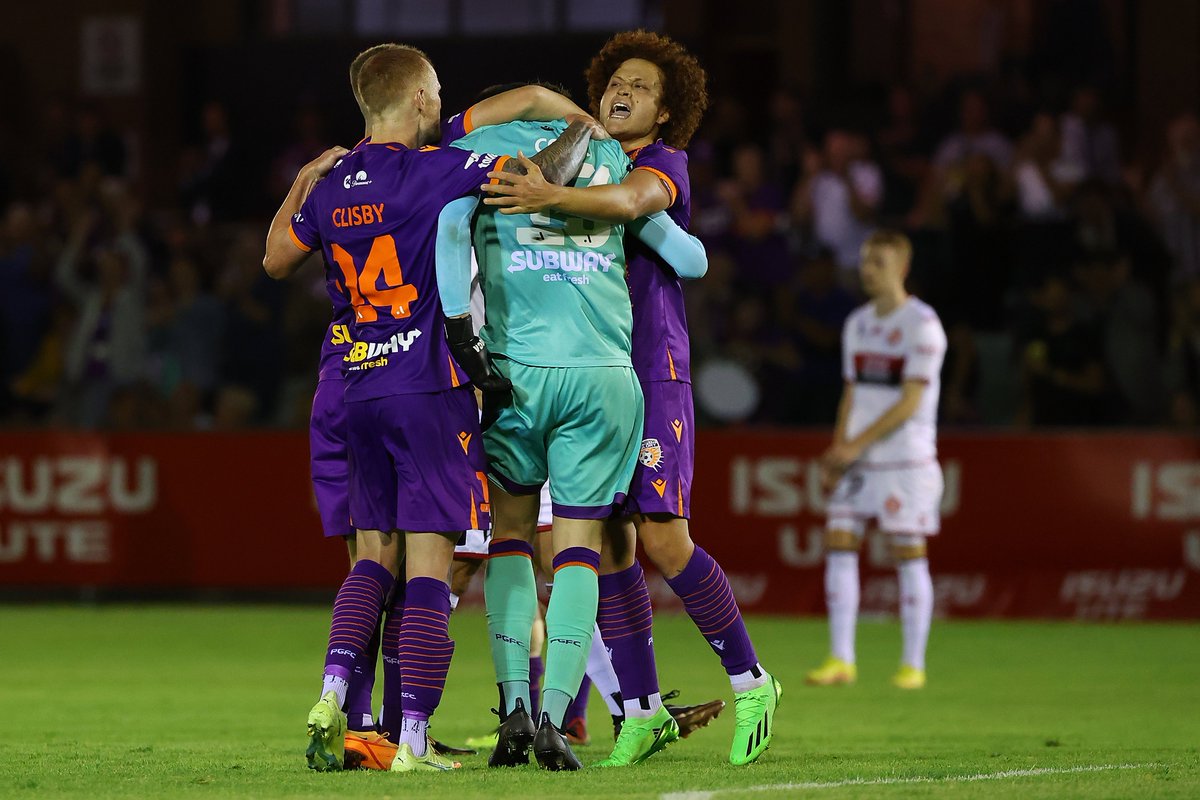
{"left": 806, "top": 230, "right": 947, "bottom": 690}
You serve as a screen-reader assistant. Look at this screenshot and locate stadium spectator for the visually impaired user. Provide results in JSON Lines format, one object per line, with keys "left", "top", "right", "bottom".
{"left": 783, "top": 248, "right": 858, "bottom": 424}
{"left": 1073, "top": 253, "right": 1166, "bottom": 424}
{"left": 876, "top": 84, "right": 931, "bottom": 222}
{"left": 1060, "top": 86, "right": 1122, "bottom": 187}
{"left": 54, "top": 206, "right": 150, "bottom": 429}
{"left": 721, "top": 295, "right": 801, "bottom": 423}
{"left": 270, "top": 103, "right": 329, "bottom": 201}
{"left": 718, "top": 143, "right": 791, "bottom": 287}
{"left": 1147, "top": 113, "right": 1200, "bottom": 285}
{"left": 1014, "top": 112, "right": 1083, "bottom": 221}
{"left": 944, "top": 150, "right": 1012, "bottom": 332}
{"left": 0, "top": 203, "right": 52, "bottom": 392}
{"left": 215, "top": 229, "right": 287, "bottom": 425}
{"left": 179, "top": 101, "right": 248, "bottom": 225}
{"left": 792, "top": 129, "right": 883, "bottom": 274}
{"left": 147, "top": 254, "right": 226, "bottom": 428}
{"left": 1015, "top": 272, "right": 1111, "bottom": 427}
{"left": 932, "top": 89, "right": 1014, "bottom": 182}
{"left": 765, "top": 88, "right": 808, "bottom": 194}
{"left": 1165, "top": 279, "right": 1200, "bottom": 428}
{"left": 53, "top": 104, "right": 129, "bottom": 181}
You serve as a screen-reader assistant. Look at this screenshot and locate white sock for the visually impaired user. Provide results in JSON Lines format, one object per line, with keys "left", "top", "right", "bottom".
{"left": 826, "top": 551, "right": 860, "bottom": 664}
{"left": 898, "top": 557, "right": 933, "bottom": 670}
{"left": 320, "top": 674, "right": 349, "bottom": 708}
{"left": 398, "top": 715, "right": 429, "bottom": 756}
{"left": 601, "top": 691, "right": 623, "bottom": 717}
{"left": 729, "top": 663, "right": 768, "bottom": 693}
{"left": 622, "top": 692, "right": 663, "bottom": 719}
{"left": 586, "top": 623, "right": 623, "bottom": 716}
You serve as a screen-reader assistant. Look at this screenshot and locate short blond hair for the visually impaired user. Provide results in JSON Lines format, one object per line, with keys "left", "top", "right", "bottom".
{"left": 350, "top": 43, "right": 403, "bottom": 117}
{"left": 863, "top": 229, "right": 913, "bottom": 265}
{"left": 356, "top": 45, "right": 432, "bottom": 119}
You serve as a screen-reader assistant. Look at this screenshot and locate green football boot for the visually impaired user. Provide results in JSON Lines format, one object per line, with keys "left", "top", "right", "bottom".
{"left": 305, "top": 691, "right": 346, "bottom": 771}
{"left": 729, "top": 674, "right": 782, "bottom": 766}
{"left": 595, "top": 705, "right": 680, "bottom": 767}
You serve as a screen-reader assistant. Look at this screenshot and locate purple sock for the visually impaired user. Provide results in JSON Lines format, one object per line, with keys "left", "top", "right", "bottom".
{"left": 529, "top": 655, "right": 544, "bottom": 718}
{"left": 597, "top": 562, "right": 660, "bottom": 701}
{"left": 380, "top": 581, "right": 405, "bottom": 742}
{"left": 325, "top": 559, "right": 394, "bottom": 688}
{"left": 665, "top": 546, "right": 758, "bottom": 675}
{"left": 345, "top": 622, "right": 380, "bottom": 731}
{"left": 565, "top": 674, "right": 591, "bottom": 724}
{"left": 398, "top": 576, "right": 455, "bottom": 719}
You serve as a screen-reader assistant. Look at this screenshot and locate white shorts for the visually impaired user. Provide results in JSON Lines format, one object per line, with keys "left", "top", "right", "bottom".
{"left": 537, "top": 482, "right": 552, "bottom": 530}
{"left": 827, "top": 461, "right": 943, "bottom": 536}
{"left": 454, "top": 483, "right": 552, "bottom": 558}
{"left": 454, "top": 528, "right": 490, "bottom": 560}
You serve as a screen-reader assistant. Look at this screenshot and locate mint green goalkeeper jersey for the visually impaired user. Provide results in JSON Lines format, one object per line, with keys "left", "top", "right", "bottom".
{"left": 450, "top": 121, "right": 634, "bottom": 368}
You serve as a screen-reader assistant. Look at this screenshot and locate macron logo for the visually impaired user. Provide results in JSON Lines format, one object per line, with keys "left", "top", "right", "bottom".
{"left": 712, "top": 639, "right": 725, "bottom": 651}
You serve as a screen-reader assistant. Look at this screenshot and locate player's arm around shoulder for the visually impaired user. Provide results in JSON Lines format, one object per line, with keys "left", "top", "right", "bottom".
{"left": 497, "top": 118, "right": 601, "bottom": 187}
{"left": 481, "top": 152, "right": 672, "bottom": 223}
{"left": 263, "top": 146, "right": 347, "bottom": 279}
{"left": 466, "top": 85, "right": 588, "bottom": 129}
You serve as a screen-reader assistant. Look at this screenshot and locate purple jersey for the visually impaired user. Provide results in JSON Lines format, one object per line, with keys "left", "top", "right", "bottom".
{"left": 290, "top": 142, "right": 508, "bottom": 401}
{"left": 312, "top": 137, "right": 368, "bottom": 382}
{"left": 626, "top": 141, "right": 693, "bottom": 383}
{"left": 317, "top": 276, "right": 355, "bottom": 381}
{"left": 439, "top": 106, "right": 478, "bottom": 147}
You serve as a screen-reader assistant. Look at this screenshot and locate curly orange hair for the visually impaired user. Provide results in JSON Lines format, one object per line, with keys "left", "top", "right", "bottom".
{"left": 585, "top": 30, "right": 709, "bottom": 150}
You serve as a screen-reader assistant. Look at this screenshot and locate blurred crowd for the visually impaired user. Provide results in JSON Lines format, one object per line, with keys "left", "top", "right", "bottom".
{"left": 2, "top": 77, "right": 1199, "bottom": 431}
{"left": 684, "top": 82, "right": 1200, "bottom": 429}
{"left": 0, "top": 101, "right": 331, "bottom": 430}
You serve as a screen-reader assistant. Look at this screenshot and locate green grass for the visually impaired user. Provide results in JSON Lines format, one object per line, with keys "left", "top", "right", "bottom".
{"left": 2, "top": 606, "right": 1197, "bottom": 798}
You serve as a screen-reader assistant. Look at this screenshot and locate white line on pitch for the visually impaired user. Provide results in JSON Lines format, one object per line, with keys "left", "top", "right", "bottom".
{"left": 659, "top": 763, "right": 1158, "bottom": 800}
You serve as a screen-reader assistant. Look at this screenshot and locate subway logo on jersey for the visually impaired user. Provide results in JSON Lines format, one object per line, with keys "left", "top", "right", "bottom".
{"left": 506, "top": 249, "right": 615, "bottom": 273}
{"left": 344, "top": 329, "right": 423, "bottom": 371}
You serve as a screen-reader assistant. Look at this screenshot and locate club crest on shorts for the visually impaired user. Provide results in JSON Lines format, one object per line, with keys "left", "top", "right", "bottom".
{"left": 885, "top": 494, "right": 903, "bottom": 515}
{"left": 639, "top": 438, "right": 665, "bottom": 471}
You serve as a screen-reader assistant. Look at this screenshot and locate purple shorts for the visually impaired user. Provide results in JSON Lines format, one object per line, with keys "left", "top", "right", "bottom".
{"left": 310, "top": 378, "right": 351, "bottom": 538}
{"left": 346, "top": 386, "right": 489, "bottom": 534}
{"left": 623, "top": 380, "right": 694, "bottom": 518}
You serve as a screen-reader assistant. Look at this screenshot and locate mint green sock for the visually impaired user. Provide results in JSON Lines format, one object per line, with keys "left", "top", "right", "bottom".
{"left": 485, "top": 551, "right": 537, "bottom": 716}
{"left": 543, "top": 564, "right": 598, "bottom": 727}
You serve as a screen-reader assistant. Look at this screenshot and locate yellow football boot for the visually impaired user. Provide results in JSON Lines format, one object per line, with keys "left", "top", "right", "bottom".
{"left": 804, "top": 656, "right": 857, "bottom": 686}
{"left": 891, "top": 665, "right": 926, "bottom": 689}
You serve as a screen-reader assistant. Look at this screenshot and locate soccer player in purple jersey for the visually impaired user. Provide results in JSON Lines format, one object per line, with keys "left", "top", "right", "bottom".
{"left": 264, "top": 44, "right": 597, "bottom": 773}
{"left": 260, "top": 43, "right": 389, "bottom": 771}
{"left": 482, "top": 30, "right": 782, "bottom": 766}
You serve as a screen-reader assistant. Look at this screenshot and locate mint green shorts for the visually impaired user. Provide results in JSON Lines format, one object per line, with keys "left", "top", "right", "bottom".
{"left": 484, "top": 360, "right": 643, "bottom": 519}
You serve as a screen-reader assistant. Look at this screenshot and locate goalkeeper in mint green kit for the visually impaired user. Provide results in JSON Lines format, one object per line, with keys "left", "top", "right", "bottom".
{"left": 436, "top": 116, "right": 705, "bottom": 770}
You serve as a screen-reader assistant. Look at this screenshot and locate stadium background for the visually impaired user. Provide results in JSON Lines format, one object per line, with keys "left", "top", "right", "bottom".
{"left": 0, "top": 0, "right": 1198, "bottom": 619}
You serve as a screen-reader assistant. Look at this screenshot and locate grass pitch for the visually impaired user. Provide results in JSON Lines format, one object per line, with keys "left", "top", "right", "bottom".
{"left": 2, "top": 606, "right": 1197, "bottom": 798}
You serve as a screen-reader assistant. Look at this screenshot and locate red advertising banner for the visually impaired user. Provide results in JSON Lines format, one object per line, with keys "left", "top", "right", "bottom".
{"left": 0, "top": 433, "right": 343, "bottom": 590}
{"left": 676, "top": 431, "right": 1200, "bottom": 621}
{"left": 1, "top": 431, "right": 1197, "bottom": 619}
